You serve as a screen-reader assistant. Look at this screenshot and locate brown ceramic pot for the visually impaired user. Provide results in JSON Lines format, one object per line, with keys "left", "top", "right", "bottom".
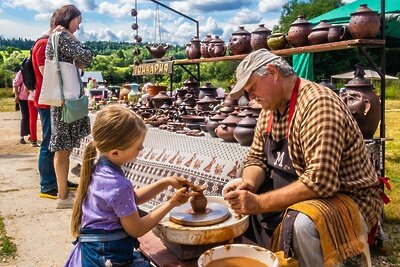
{"left": 288, "top": 15, "right": 312, "bottom": 47}
{"left": 308, "top": 20, "right": 331, "bottom": 45}
{"left": 190, "top": 189, "right": 207, "bottom": 213}
{"left": 196, "top": 95, "right": 220, "bottom": 111}
{"left": 206, "top": 112, "right": 227, "bottom": 137}
{"left": 233, "top": 113, "right": 257, "bottom": 146}
{"left": 251, "top": 24, "right": 271, "bottom": 51}
{"left": 327, "top": 25, "right": 347, "bottom": 42}
{"left": 215, "top": 112, "right": 241, "bottom": 142}
{"left": 145, "top": 44, "right": 170, "bottom": 59}
{"left": 151, "top": 91, "right": 172, "bottom": 109}
{"left": 199, "top": 82, "right": 218, "bottom": 99}
{"left": 349, "top": 4, "right": 381, "bottom": 39}
{"left": 186, "top": 36, "right": 201, "bottom": 59}
{"left": 340, "top": 66, "right": 381, "bottom": 139}
{"left": 201, "top": 34, "right": 213, "bottom": 58}
{"left": 208, "top": 36, "right": 227, "bottom": 57}
{"left": 229, "top": 26, "right": 252, "bottom": 55}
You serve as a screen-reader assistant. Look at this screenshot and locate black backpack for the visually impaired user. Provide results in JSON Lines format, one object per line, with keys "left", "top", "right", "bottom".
{"left": 20, "top": 36, "right": 48, "bottom": 91}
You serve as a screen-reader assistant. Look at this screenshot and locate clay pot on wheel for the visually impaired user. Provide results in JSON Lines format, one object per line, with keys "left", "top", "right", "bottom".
{"left": 190, "top": 188, "right": 207, "bottom": 213}
{"left": 340, "top": 66, "right": 381, "bottom": 139}
{"left": 349, "top": 4, "right": 381, "bottom": 39}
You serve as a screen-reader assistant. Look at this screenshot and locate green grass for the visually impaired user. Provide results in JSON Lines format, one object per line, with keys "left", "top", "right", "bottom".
{"left": 0, "top": 216, "right": 17, "bottom": 262}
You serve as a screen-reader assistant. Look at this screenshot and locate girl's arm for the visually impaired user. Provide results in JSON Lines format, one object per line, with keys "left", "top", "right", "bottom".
{"left": 135, "top": 176, "right": 186, "bottom": 205}
{"left": 120, "top": 187, "right": 191, "bottom": 238}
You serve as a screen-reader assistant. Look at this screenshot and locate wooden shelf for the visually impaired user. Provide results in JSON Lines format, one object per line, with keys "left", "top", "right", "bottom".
{"left": 173, "top": 39, "right": 385, "bottom": 65}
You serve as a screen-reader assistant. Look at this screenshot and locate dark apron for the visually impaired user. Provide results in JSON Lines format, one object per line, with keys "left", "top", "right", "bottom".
{"left": 245, "top": 78, "right": 300, "bottom": 249}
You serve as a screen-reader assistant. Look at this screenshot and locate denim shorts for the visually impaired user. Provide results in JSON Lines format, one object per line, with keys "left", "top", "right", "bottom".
{"left": 80, "top": 228, "right": 150, "bottom": 267}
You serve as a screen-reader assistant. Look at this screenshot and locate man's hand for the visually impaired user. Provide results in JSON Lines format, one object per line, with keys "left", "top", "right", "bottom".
{"left": 224, "top": 190, "right": 262, "bottom": 215}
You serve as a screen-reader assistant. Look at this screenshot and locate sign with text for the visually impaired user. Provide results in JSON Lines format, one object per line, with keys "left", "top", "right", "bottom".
{"left": 133, "top": 61, "right": 173, "bottom": 76}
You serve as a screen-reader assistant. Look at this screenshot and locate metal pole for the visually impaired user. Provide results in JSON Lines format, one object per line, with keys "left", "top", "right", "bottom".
{"left": 148, "top": 0, "right": 199, "bottom": 38}
{"left": 380, "top": 0, "right": 386, "bottom": 177}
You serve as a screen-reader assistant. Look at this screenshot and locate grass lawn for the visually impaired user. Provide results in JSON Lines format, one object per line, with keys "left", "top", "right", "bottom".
{"left": 0, "top": 216, "right": 17, "bottom": 261}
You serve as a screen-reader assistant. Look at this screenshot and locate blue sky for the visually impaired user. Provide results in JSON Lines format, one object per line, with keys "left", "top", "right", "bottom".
{"left": 0, "top": 0, "right": 355, "bottom": 45}
{"left": 0, "top": 0, "right": 288, "bottom": 45}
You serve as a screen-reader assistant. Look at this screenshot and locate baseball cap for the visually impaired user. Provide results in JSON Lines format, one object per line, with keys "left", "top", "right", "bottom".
{"left": 230, "top": 49, "right": 280, "bottom": 99}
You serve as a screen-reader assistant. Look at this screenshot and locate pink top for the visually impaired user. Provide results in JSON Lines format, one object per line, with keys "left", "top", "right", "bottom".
{"left": 13, "top": 70, "right": 29, "bottom": 100}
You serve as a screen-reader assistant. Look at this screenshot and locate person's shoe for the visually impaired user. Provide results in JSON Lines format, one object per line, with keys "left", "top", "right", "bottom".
{"left": 31, "top": 141, "right": 40, "bottom": 147}
{"left": 67, "top": 180, "right": 79, "bottom": 190}
{"left": 19, "top": 138, "right": 26, "bottom": 144}
{"left": 56, "top": 194, "right": 75, "bottom": 209}
{"left": 39, "top": 188, "right": 58, "bottom": 200}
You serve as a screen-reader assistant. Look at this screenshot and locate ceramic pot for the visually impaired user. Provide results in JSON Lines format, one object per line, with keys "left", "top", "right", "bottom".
{"left": 319, "top": 79, "right": 339, "bottom": 94}
{"left": 308, "top": 20, "right": 331, "bottom": 45}
{"left": 151, "top": 91, "right": 172, "bottom": 109}
{"left": 215, "top": 113, "right": 241, "bottom": 142}
{"left": 288, "top": 15, "right": 312, "bottom": 47}
{"left": 186, "top": 36, "right": 201, "bottom": 59}
{"left": 267, "top": 32, "right": 288, "bottom": 50}
{"left": 349, "top": 4, "right": 381, "bottom": 39}
{"left": 206, "top": 112, "right": 227, "bottom": 137}
{"left": 251, "top": 24, "right": 272, "bottom": 51}
{"left": 127, "top": 83, "right": 141, "bottom": 103}
{"left": 183, "top": 77, "right": 200, "bottom": 97}
{"left": 340, "top": 66, "right": 381, "bottom": 139}
{"left": 233, "top": 113, "right": 257, "bottom": 146}
{"left": 201, "top": 34, "right": 213, "bottom": 58}
{"left": 196, "top": 95, "right": 220, "bottom": 111}
{"left": 208, "top": 36, "right": 227, "bottom": 57}
{"left": 327, "top": 25, "right": 347, "bottom": 42}
{"left": 145, "top": 44, "right": 170, "bottom": 59}
{"left": 146, "top": 85, "right": 168, "bottom": 97}
{"left": 199, "top": 82, "right": 218, "bottom": 99}
{"left": 190, "top": 189, "right": 207, "bottom": 213}
{"left": 228, "top": 26, "right": 252, "bottom": 55}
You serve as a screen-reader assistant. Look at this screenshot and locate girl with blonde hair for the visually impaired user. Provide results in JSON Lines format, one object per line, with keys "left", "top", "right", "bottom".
{"left": 65, "top": 105, "right": 193, "bottom": 266}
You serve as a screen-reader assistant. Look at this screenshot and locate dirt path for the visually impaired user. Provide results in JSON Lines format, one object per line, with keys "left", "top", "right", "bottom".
{"left": 0, "top": 111, "right": 76, "bottom": 267}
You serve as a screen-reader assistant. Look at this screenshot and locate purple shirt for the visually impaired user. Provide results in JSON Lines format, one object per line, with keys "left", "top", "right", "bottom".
{"left": 65, "top": 156, "right": 138, "bottom": 266}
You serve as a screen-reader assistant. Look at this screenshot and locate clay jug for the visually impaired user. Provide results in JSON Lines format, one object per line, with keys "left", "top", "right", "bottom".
{"left": 349, "top": 4, "right": 381, "bottom": 39}
{"left": 201, "top": 34, "right": 213, "bottom": 58}
{"left": 208, "top": 36, "right": 227, "bottom": 57}
{"left": 190, "top": 188, "right": 207, "bottom": 213}
{"left": 228, "top": 26, "right": 252, "bottom": 55}
{"left": 206, "top": 112, "right": 227, "bottom": 137}
{"left": 251, "top": 24, "right": 271, "bottom": 51}
{"left": 233, "top": 113, "right": 257, "bottom": 146}
{"left": 215, "top": 112, "right": 241, "bottom": 142}
{"left": 308, "top": 20, "right": 331, "bottom": 45}
{"left": 340, "top": 66, "right": 381, "bottom": 139}
{"left": 288, "top": 15, "right": 312, "bottom": 47}
{"left": 146, "top": 44, "right": 170, "bottom": 59}
{"left": 327, "top": 25, "right": 347, "bottom": 43}
{"left": 186, "top": 36, "right": 201, "bottom": 59}
{"left": 267, "top": 32, "right": 288, "bottom": 51}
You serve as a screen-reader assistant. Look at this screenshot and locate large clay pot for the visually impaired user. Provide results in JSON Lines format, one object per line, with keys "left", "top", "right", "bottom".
{"left": 208, "top": 36, "right": 227, "bottom": 57}
{"left": 228, "top": 26, "right": 252, "bottom": 55}
{"left": 251, "top": 24, "right": 272, "bottom": 51}
{"left": 308, "top": 20, "right": 331, "bottom": 45}
{"left": 206, "top": 112, "right": 227, "bottom": 137}
{"left": 349, "top": 4, "right": 381, "bottom": 39}
{"left": 201, "top": 34, "right": 213, "bottom": 58}
{"left": 327, "top": 25, "right": 347, "bottom": 43}
{"left": 233, "top": 113, "right": 257, "bottom": 146}
{"left": 186, "top": 36, "right": 201, "bottom": 59}
{"left": 145, "top": 44, "right": 170, "bottom": 59}
{"left": 319, "top": 79, "right": 339, "bottom": 95}
{"left": 340, "top": 66, "right": 381, "bottom": 139}
{"left": 199, "top": 82, "right": 218, "bottom": 99}
{"left": 151, "top": 91, "right": 172, "bottom": 109}
{"left": 287, "top": 15, "right": 312, "bottom": 47}
{"left": 215, "top": 112, "right": 241, "bottom": 142}
{"left": 146, "top": 85, "right": 168, "bottom": 97}
{"left": 267, "top": 32, "right": 288, "bottom": 51}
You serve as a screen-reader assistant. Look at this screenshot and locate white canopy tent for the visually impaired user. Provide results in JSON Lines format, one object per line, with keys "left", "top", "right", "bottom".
{"left": 331, "top": 70, "right": 399, "bottom": 81}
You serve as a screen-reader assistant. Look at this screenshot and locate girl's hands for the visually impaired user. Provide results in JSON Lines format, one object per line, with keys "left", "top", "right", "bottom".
{"left": 169, "top": 187, "right": 196, "bottom": 206}
{"left": 166, "top": 176, "right": 188, "bottom": 189}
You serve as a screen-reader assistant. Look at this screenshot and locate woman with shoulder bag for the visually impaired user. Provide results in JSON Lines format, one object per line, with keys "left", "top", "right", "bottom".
{"left": 45, "top": 4, "right": 93, "bottom": 209}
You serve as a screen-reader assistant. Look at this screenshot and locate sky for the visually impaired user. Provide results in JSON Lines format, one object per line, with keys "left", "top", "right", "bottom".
{"left": 0, "top": 0, "right": 354, "bottom": 46}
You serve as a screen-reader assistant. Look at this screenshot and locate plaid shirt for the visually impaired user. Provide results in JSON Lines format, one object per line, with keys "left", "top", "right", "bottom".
{"left": 244, "top": 81, "right": 383, "bottom": 229}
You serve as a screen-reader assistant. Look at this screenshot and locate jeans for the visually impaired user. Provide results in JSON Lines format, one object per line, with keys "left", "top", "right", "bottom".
{"left": 80, "top": 229, "right": 149, "bottom": 267}
{"left": 38, "top": 108, "right": 57, "bottom": 192}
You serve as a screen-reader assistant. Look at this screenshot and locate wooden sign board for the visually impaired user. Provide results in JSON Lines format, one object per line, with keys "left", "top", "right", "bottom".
{"left": 133, "top": 61, "right": 173, "bottom": 76}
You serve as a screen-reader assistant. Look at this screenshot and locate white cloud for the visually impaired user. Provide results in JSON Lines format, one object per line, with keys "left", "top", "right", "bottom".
{"left": 258, "top": 0, "right": 287, "bottom": 13}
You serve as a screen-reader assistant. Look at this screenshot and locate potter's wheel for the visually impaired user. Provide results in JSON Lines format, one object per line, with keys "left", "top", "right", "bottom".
{"left": 170, "top": 202, "right": 230, "bottom": 226}
{"left": 152, "top": 196, "right": 249, "bottom": 245}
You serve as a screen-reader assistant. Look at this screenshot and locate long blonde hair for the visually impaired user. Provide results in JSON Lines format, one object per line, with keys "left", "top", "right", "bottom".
{"left": 71, "top": 105, "right": 146, "bottom": 238}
